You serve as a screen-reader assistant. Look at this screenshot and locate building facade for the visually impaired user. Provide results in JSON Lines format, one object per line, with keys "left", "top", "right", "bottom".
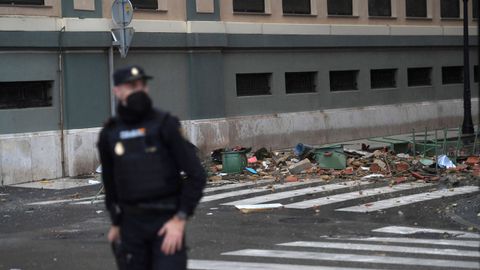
{"left": 0, "top": 0, "right": 478, "bottom": 185}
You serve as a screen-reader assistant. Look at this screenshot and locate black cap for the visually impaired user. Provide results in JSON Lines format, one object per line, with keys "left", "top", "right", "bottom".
{"left": 113, "top": 65, "right": 153, "bottom": 86}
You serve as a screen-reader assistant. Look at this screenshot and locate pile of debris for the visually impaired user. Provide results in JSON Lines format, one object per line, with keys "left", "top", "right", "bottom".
{"left": 206, "top": 143, "right": 480, "bottom": 186}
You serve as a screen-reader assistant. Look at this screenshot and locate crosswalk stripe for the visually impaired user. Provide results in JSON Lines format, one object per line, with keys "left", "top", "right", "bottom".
{"left": 201, "top": 179, "right": 325, "bottom": 203}
{"left": 222, "top": 249, "right": 480, "bottom": 269}
{"left": 326, "top": 237, "right": 480, "bottom": 248}
{"left": 278, "top": 241, "right": 480, "bottom": 257}
{"left": 284, "top": 182, "right": 432, "bottom": 209}
{"left": 372, "top": 226, "right": 480, "bottom": 239}
{"left": 204, "top": 179, "right": 276, "bottom": 193}
{"left": 27, "top": 195, "right": 105, "bottom": 206}
{"left": 221, "top": 181, "right": 370, "bottom": 206}
{"left": 188, "top": 259, "right": 382, "bottom": 270}
{"left": 337, "top": 186, "right": 480, "bottom": 213}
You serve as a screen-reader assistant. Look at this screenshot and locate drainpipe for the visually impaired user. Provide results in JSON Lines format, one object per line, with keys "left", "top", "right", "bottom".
{"left": 462, "top": 0, "right": 474, "bottom": 134}
{"left": 58, "top": 26, "right": 67, "bottom": 178}
{"left": 109, "top": 46, "right": 116, "bottom": 116}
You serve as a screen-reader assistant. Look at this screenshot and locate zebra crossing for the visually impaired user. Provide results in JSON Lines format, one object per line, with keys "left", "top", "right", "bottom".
{"left": 28, "top": 177, "right": 479, "bottom": 214}
{"left": 188, "top": 225, "right": 480, "bottom": 270}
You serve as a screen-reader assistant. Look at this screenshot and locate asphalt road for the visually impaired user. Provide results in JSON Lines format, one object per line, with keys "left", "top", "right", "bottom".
{"left": 0, "top": 177, "right": 479, "bottom": 270}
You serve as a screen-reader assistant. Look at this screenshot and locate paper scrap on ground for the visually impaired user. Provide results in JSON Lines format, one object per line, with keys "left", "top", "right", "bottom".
{"left": 235, "top": 204, "right": 283, "bottom": 214}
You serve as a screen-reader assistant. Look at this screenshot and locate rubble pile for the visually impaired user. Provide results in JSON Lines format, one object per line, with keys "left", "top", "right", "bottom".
{"left": 206, "top": 144, "right": 480, "bottom": 186}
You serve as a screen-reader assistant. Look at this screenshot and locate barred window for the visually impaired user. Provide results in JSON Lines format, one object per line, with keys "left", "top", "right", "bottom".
{"left": 327, "top": 0, "right": 353, "bottom": 16}
{"left": 441, "top": 0, "right": 460, "bottom": 18}
{"left": 0, "top": 0, "right": 44, "bottom": 4}
{"left": 130, "top": 0, "right": 158, "bottom": 10}
{"left": 330, "top": 70, "right": 359, "bottom": 92}
{"left": 0, "top": 81, "right": 53, "bottom": 110}
{"left": 474, "top": 66, "right": 478, "bottom": 83}
{"left": 408, "top": 68, "right": 432, "bottom": 87}
{"left": 236, "top": 73, "right": 271, "bottom": 96}
{"left": 406, "top": 0, "right": 427, "bottom": 18}
{"left": 474, "top": 0, "right": 479, "bottom": 18}
{"left": 368, "top": 0, "right": 392, "bottom": 17}
{"left": 283, "top": 0, "right": 311, "bottom": 15}
{"left": 371, "top": 69, "right": 397, "bottom": 89}
{"left": 285, "top": 72, "right": 316, "bottom": 94}
{"left": 233, "top": 0, "right": 265, "bottom": 13}
{"left": 442, "top": 66, "right": 464, "bottom": 85}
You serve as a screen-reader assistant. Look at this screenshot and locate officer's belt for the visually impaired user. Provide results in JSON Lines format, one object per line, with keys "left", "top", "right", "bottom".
{"left": 120, "top": 197, "right": 178, "bottom": 215}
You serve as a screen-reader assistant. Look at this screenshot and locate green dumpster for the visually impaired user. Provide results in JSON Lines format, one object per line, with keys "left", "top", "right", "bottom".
{"left": 222, "top": 151, "right": 247, "bottom": 174}
{"left": 314, "top": 145, "right": 347, "bottom": 170}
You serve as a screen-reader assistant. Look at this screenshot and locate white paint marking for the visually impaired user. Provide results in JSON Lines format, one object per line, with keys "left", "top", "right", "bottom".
{"left": 204, "top": 179, "right": 275, "bottom": 193}
{"left": 71, "top": 199, "right": 105, "bottom": 205}
{"left": 372, "top": 226, "right": 480, "bottom": 239}
{"left": 222, "top": 181, "right": 370, "bottom": 206}
{"left": 201, "top": 179, "right": 325, "bottom": 203}
{"left": 222, "top": 249, "right": 480, "bottom": 269}
{"left": 284, "top": 182, "right": 431, "bottom": 209}
{"left": 337, "top": 186, "right": 480, "bottom": 212}
{"left": 278, "top": 241, "right": 480, "bottom": 257}
{"left": 188, "top": 259, "right": 384, "bottom": 270}
{"left": 327, "top": 237, "right": 480, "bottom": 248}
{"left": 27, "top": 195, "right": 105, "bottom": 206}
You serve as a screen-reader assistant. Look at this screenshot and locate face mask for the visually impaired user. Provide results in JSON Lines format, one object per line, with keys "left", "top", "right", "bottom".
{"left": 119, "top": 91, "right": 153, "bottom": 122}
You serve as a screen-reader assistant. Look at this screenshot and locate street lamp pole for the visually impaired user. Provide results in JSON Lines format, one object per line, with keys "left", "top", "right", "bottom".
{"left": 462, "top": 0, "right": 475, "bottom": 134}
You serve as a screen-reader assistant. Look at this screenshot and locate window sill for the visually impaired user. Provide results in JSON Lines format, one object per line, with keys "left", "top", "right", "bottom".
{"left": 330, "top": 89, "right": 360, "bottom": 93}
{"left": 286, "top": 91, "right": 317, "bottom": 95}
{"left": 407, "top": 85, "right": 433, "bottom": 88}
{"left": 328, "top": 15, "right": 359, "bottom": 18}
{"left": 237, "top": 94, "right": 273, "bottom": 98}
{"left": 443, "top": 83, "right": 464, "bottom": 86}
{"left": 233, "top": 12, "right": 271, "bottom": 16}
{"left": 134, "top": 8, "right": 167, "bottom": 13}
{"left": 371, "top": 87, "right": 398, "bottom": 91}
{"left": 0, "top": 4, "right": 52, "bottom": 8}
{"left": 368, "top": 16, "right": 397, "bottom": 20}
{"left": 440, "top": 17, "right": 463, "bottom": 21}
{"left": 283, "top": 13, "right": 317, "bottom": 17}
{"left": 406, "top": 17, "right": 433, "bottom": 21}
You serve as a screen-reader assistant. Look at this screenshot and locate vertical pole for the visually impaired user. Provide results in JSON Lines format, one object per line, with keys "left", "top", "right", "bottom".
{"left": 435, "top": 130, "right": 439, "bottom": 173}
{"left": 463, "top": 0, "right": 475, "bottom": 134}
{"left": 424, "top": 127, "right": 428, "bottom": 156}
{"left": 412, "top": 128, "right": 416, "bottom": 156}
{"left": 109, "top": 46, "right": 116, "bottom": 116}
{"left": 443, "top": 128, "right": 448, "bottom": 155}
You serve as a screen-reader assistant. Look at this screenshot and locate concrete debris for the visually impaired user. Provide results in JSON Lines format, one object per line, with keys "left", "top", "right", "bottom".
{"left": 288, "top": 158, "right": 313, "bottom": 174}
{"left": 205, "top": 143, "right": 480, "bottom": 188}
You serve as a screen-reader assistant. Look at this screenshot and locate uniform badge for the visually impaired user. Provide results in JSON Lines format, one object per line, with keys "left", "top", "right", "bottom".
{"left": 114, "top": 142, "right": 125, "bottom": 156}
{"left": 131, "top": 67, "right": 139, "bottom": 76}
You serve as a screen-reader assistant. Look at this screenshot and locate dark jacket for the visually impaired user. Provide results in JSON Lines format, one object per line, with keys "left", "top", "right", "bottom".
{"left": 97, "top": 108, "right": 206, "bottom": 225}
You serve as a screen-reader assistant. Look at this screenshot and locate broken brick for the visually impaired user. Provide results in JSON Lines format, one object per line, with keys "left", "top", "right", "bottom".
{"left": 286, "top": 175, "right": 299, "bottom": 182}
{"left": 395, "top": 162, "right": 409, "bottom": 172}
{"left": 411, "top": 172, "right": 426, "bottom": 180}
{"left": 342, "top": 167, "right": 354, "bottom": 175}
{"left": 466, "top": 156, "right": 480, "bottom": 166}
{"left": 370, "top": 163, "right": 382, "bottom": 173}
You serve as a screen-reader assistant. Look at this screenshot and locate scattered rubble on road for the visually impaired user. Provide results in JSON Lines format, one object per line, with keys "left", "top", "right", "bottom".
{"left": 205, "top": 140, "right": 480, "bottom": 190}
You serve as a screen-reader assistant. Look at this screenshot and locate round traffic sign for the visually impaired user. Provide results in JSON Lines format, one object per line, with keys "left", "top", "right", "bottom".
{"left": 112, "top": 0, "right": 133, "bottom": 27}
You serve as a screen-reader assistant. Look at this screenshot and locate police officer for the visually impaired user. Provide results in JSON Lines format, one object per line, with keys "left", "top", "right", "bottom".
{"left": 97, "top": 65, "right": 206, "bottom": 270}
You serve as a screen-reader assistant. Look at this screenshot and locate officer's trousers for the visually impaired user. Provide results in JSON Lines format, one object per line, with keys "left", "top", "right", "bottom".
{"left": 113, "top": 212, "right": 187, "bottom": 270}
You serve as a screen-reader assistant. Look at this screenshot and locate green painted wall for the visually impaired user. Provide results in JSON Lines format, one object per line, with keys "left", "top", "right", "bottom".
{"left": 62, "top": 0, "right": 103, "bottom": 18}
{"left": 63, "top": 52, "right": 111, "bottom": 129}
{"left": 115, "top": 51, "right": 190, "bottom": 120}
{"left": 0, "top": 53, "right": 60, "bottom": 134}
